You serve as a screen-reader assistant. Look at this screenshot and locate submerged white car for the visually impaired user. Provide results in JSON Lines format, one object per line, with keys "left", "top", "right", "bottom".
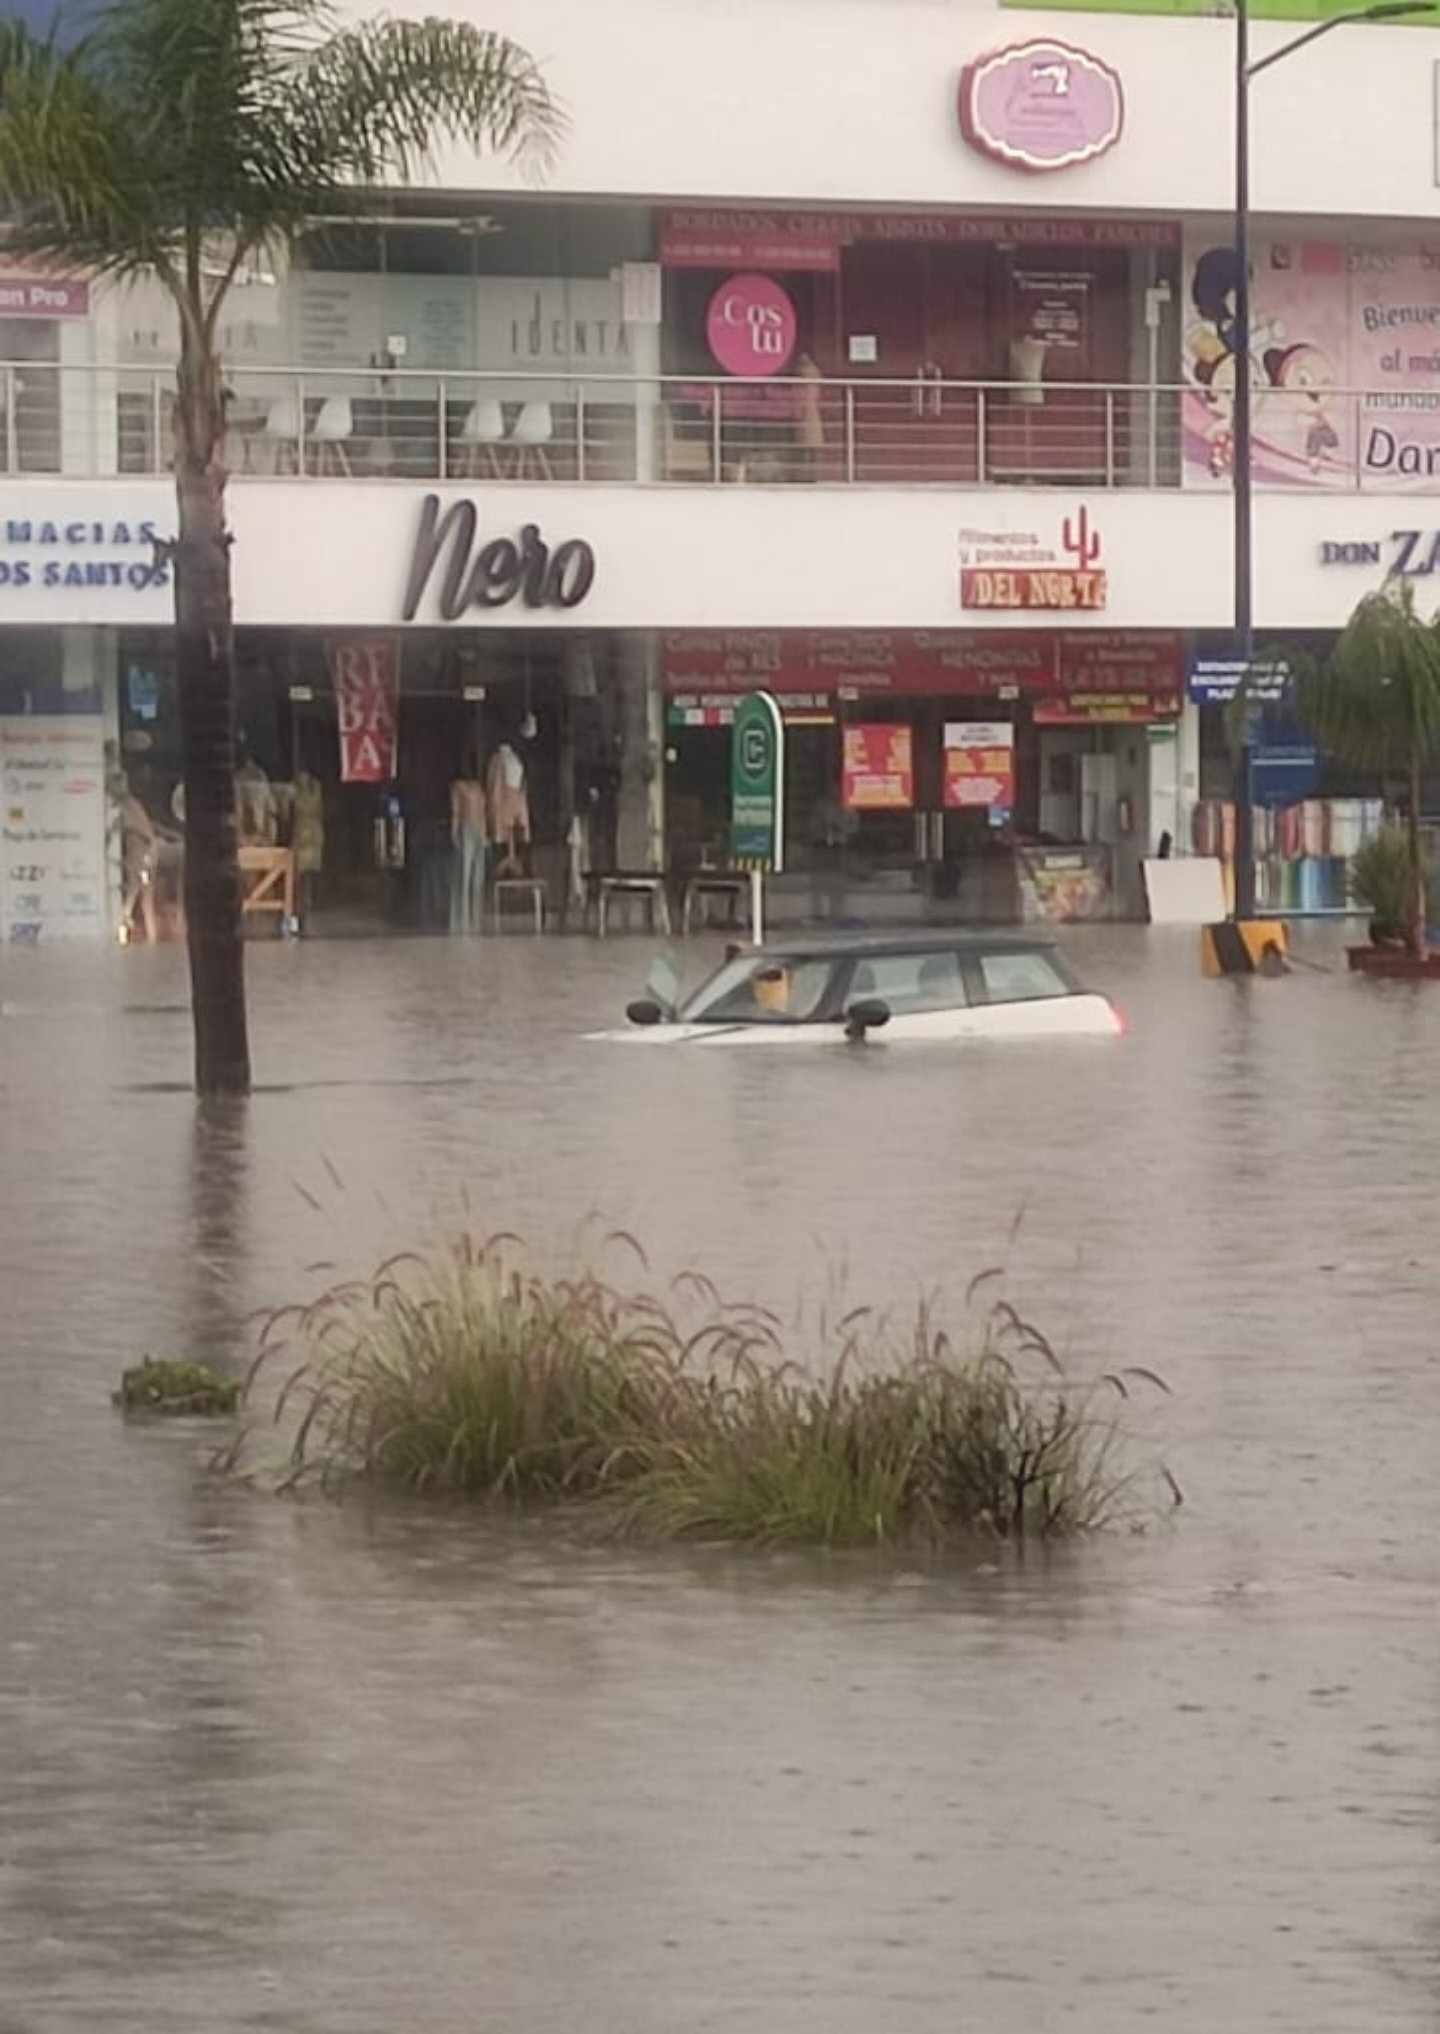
{"left": 592, "top": 933, "right": 1123, "bottom": 1046}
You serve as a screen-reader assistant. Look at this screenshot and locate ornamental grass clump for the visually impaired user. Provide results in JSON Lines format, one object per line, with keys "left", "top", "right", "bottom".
{"left": 239, "top": 1240, "right": 1174, "bottom": 1544}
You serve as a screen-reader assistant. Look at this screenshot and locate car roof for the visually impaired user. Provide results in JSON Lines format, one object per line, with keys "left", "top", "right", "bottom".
{"left": 730, "top": 930, "right": 1059, "bottom": 961}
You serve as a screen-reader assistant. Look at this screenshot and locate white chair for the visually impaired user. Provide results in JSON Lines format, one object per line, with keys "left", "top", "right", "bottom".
{"left": 508, "top": 400, "right": 553, "bottom": 480}
{"left": 263, "top": 394, "right": 303, "bottom": 474}
{"left": 310, "top": 396, "right": 353, "bottom": 476}
{"left": 456, "top": 398, "right": 506, "bottom": 478}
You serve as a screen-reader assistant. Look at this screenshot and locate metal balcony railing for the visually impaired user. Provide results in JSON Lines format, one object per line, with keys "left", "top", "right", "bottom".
{"left": 0, "top": 362, "right": 1420, "bottom": 491}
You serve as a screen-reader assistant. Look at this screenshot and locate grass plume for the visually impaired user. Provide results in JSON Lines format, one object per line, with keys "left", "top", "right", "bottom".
{"left": 235, "top": 1240, "right": 1175, "bottom": 1545}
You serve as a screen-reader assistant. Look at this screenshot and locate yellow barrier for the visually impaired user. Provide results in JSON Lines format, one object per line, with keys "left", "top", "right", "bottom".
{"left": 1200, "top": 919, "right": 1290, "bottom": 977}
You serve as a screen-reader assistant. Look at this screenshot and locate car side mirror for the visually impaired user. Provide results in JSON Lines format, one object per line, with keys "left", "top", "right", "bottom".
{"left": 626, "top": 997, "right": 663, "bottom": 1027}
{"left": 844, "top": 997, "right": 891, "bottom": 1042}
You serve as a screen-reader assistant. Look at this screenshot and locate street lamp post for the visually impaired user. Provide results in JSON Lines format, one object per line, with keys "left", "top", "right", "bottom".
{"left": 1230, "top": 0, "right": 1430, "bottom": 921}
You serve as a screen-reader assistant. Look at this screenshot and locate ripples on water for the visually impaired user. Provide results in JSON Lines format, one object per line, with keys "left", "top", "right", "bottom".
{"left": 1, "top": 926, "right": 1436, "bottom": 2031}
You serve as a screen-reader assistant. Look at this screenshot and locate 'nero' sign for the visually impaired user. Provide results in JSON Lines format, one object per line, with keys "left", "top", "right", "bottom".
{"left": 401, "top": 494, "right": 596, "bottom": 622}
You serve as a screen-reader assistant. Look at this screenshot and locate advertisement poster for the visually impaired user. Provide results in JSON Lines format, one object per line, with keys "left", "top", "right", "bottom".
{"left": 1016, "top": 845, "right": 1112, "bottom": 924}
{"left": 329, "top": 637, "right": 400, "bottom": 783}
{"left": 1, "top": 714, "right": 106, "bottom": 943}
{"left": 842, "top": 724, "right": 914, "bottom": 810}
{"left": 1182, "top": 230, "right": 1440, "bottom": 490}
{"left": 943, "top": 721, "right": 1015, "bottom": 809}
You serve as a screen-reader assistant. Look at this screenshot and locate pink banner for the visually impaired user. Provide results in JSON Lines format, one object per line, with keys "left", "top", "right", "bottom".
{"left": 329, "top": 638, "right": 399, "bottom": 783}
{"left": 1183, "top": 230, "right": 1440, "bottom": 490}
{"left": 0, "top": 274, "right": 89, "bottom": 318}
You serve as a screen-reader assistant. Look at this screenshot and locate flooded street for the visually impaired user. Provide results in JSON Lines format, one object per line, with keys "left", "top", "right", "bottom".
{"left": 1, "top": 925, "right": 1437, "bottom": 2032}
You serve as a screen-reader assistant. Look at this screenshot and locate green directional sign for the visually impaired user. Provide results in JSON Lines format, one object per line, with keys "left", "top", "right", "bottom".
{"left": 730, "top": 690, "right": 785, "bottom": 873}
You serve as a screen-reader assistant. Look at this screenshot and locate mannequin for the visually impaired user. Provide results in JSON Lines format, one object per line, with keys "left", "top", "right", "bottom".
{"left": 292, "top": 771, "right": 325, "bottom": 929}
{"left": 449, "top": 769, "right": 489, "bottom": 932}
{"left": 793, "top": 353, "right": 824, "bottom": 480}
{"left": 486, "top": 736, "right": 531, "bottom": 877}
{"left": 1009, "top": 335, "right": 1047, "bottom": 407}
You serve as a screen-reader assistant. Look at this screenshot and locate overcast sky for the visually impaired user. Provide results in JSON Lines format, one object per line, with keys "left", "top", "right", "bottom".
{"left": 10, "top": 1, "right": 95, "bottom": 34}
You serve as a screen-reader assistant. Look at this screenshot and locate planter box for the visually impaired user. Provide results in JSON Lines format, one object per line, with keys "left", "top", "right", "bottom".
{"left": 1347, "top": 945, "right": 1440, "bottom": 978}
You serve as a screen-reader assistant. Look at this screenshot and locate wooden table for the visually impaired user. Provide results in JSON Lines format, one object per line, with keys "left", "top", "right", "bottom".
{"left": 238, "top": 845, "right": 295, "bottom": 926}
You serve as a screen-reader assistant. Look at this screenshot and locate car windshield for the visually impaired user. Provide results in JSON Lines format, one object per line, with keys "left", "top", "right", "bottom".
{"left": 680, "top": 955, "right": 834, "bottom": 1024}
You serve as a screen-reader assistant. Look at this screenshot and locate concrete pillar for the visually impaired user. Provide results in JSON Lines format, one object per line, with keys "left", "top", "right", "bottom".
{"left": 1176, "top": 697, "right": 1201, "bottom": 856}
{"left": 626, "top": 316, "right": 660, "bottom": 484}
{"left": 61, "top": 289, "right": 117, "bottom": 477}
{"left": 616, "top": 632, "right": 663, "bottom": 870}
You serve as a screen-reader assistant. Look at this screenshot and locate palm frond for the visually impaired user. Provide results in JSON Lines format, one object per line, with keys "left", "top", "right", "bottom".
{"left": 1298, "top": 580, "right": 1440, "bottom": 778}
{"left": 0, "top": 0, "right": 559, "bottom": 313}
{"left": 288, "top": 18, "right": 563, "bottom": 191}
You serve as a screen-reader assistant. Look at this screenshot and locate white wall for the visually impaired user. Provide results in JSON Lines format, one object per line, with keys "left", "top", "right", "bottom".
{"left": 330, "top": 0, "right": 1440, "bottom": 227}
{"left": 1, "top": 475, "right": 1437, "bottom": 632}
{"left": 219, "top": 481, "right": 1231, "bottom": 630}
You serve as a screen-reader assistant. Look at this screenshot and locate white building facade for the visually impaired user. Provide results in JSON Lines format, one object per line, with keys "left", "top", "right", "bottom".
{"left": 4, "top": 0, "right": 1438, "bottom": 940}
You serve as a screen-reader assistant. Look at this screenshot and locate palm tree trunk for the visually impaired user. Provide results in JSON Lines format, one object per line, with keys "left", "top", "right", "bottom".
{"left": 172, "top": 333, "right": 250, "bottom": 1094}
{"left": 1407, "top": 753, "right": 1427, "bottom": 960}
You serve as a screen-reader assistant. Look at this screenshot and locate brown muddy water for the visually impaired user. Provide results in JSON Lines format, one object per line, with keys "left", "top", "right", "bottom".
{"left": 0, "top": 924, "right": 1436, "bottom": 2032}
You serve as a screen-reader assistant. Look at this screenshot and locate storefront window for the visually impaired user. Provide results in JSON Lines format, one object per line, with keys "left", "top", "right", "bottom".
{"left": 114, "top": 625, "right": 653, "bottom": 934}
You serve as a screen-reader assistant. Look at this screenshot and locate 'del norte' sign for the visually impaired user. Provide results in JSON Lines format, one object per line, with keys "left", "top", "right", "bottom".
{"left": 959, "top": 39, "right": 1124, "bottom": 173}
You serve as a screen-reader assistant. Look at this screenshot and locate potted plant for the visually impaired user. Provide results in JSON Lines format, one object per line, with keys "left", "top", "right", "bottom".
{"left": 1299, "top": 581, "right": 1440, "bottom": 965}
{"left": 1347, "top": 825, "right": 1416, "bottom": 947}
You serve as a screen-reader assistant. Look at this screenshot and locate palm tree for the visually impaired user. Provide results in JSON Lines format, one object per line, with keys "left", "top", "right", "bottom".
{"left": 0, "top": 0, "right": 557, "bottom": 1092}
{"left": 1299, "top": 579, "right": 1440, "bottom": 958}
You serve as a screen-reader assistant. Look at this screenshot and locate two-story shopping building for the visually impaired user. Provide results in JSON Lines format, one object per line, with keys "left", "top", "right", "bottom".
{"left": 3, "top": 0, "right": 1437, "bottom": 940}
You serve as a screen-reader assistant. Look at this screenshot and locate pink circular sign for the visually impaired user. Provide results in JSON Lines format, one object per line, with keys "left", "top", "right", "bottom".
{"left": 705, "top": 273, "right": 797, "bottom": 378}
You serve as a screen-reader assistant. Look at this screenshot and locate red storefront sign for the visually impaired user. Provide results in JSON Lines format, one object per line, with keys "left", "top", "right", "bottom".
{"left": 329, "top": 637, "right": 400, "bottom": 782}
{"left": 843, "top": 724, "right": 914, "bottom": 810}
{"left": 659, "top": 209, "right": 1178, "bottom": 267}
{"left": 662, "top": 630, "right": 1058, "bottom": 699}
{"left": 1033, "top": 631, "right": 1183, "bottom": 724}
{"left": 960, "top": 567, "right": 1107, "bottom": 612}
{"left": 943, "top": 722, "right": 1015, "bottom": 809}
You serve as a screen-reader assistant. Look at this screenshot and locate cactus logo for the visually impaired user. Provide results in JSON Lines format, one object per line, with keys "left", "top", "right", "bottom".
{"left": 957, "top": 505, "right": 1107, "bottom": 611}
{"left": 1061, "top": 504, "right": 1101, "bottom": 572}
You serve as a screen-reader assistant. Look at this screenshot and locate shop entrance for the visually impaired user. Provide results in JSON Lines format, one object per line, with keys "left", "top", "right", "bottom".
{"left": 115, "top": 627, "right": 648, "bottom": 936}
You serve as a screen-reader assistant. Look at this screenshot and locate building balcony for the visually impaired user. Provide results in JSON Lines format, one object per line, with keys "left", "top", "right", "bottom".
{"left": 6, "top": 360, "right": 1432, "bottom": 497}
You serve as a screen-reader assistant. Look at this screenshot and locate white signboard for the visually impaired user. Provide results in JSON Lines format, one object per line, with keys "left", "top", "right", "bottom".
{"left": 944, "top": 720, "right": 1014, "bottom": 751}
{"left": 1, "top": 714, "right": 107, "bottom": 943}
{"left": 0, "top": 488, "right": 174, "bottom": 624}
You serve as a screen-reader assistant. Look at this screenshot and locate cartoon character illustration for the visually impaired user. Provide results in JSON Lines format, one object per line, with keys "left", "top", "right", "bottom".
{"left": 1264, "top": 341, "right": 1341, "bottom": 473}
{"left": 1187, "top": 247, "right": 1253, "bottom": 477}
{"left": 1185, "top": 245, "right": 1293, "bottom": 478}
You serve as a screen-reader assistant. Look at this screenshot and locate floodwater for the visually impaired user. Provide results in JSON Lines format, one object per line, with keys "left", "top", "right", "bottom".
{"left": 1, "top": 924, "right": 1437, "bottom": 2033}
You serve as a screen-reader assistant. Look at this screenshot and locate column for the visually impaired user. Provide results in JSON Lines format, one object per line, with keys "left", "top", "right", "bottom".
{"left": 1176, "top": 696, "right": 1201, "bottom": 857}
{"left": 616, "top": 632, "right": 663, "bottom": 870}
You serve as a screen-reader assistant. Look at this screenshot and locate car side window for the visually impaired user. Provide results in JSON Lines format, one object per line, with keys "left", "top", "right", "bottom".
{"left": 846, "top": 951, "right": 966, "bottom": 1013}
{"left": 700, "top": 957, "right": 834, "bottom": 1023}
{"left": 977, "top": 951, "right": 1069, "bottom": 1004}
